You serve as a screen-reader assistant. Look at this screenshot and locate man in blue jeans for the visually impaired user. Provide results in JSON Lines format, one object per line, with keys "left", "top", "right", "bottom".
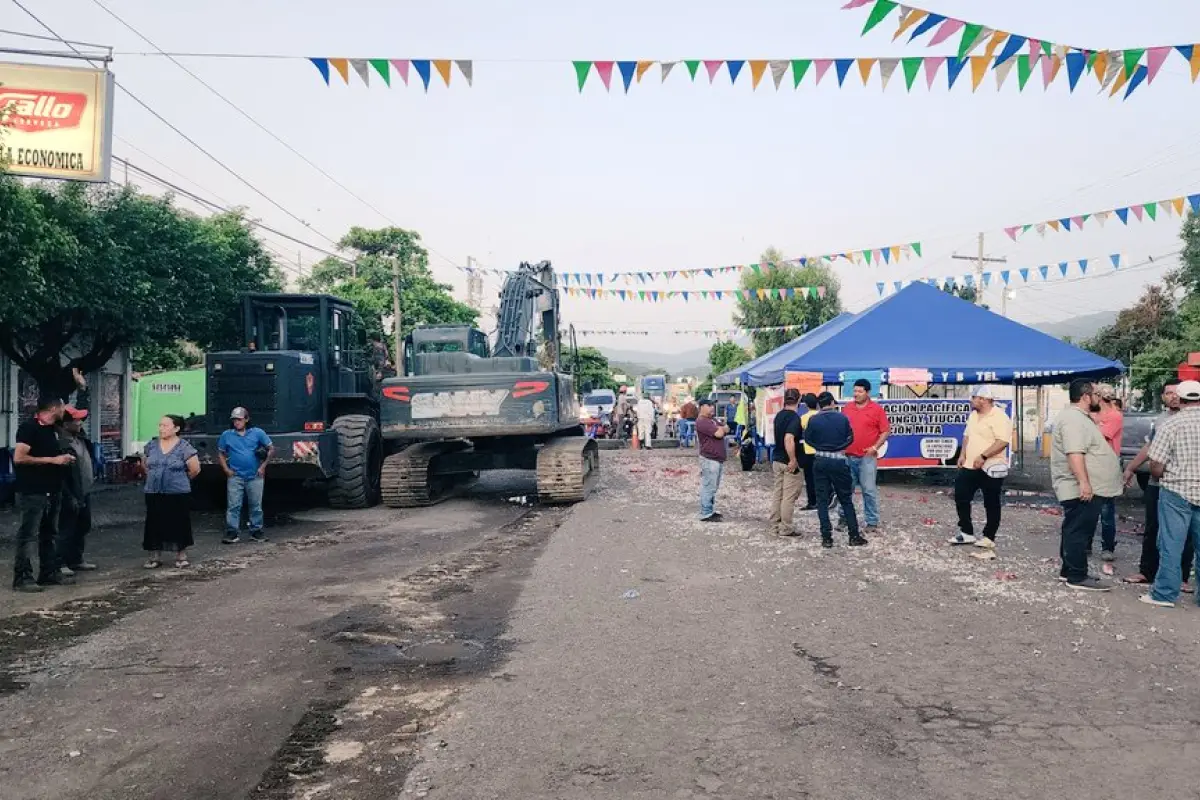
{"left": 694, "top": 400, "right": 729, "bottom": 521}
{"left": 839, "top": 379, "right": 889, "bottom": 533}
{"left": 218, "top": 407, "right": 273, "bottom": 543}
{"left": 805, "top": 392, "right": 867, "bottom": 548}
{"left": 1140, "top": 380, "right": 1200, "bottom": 608}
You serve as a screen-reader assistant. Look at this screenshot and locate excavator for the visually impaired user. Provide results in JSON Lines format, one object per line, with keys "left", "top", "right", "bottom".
{"left": 377, "top": 260, "right": 599, "bottom": 506}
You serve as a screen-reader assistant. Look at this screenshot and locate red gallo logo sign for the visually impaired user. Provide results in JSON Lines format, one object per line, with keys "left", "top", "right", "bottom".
{"left": 305, "top": 373, "right": 315, "bottom": 396}
{"left": 0, "top": 90, "right": 87, "bottom": 133}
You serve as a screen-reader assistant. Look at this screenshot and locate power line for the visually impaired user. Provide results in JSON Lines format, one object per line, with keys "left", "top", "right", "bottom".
{"left": 9, "top": 0, "right": 341, "bottom": 250}
{"left": 0, "top": 26, "right": 110, "bottom": 49}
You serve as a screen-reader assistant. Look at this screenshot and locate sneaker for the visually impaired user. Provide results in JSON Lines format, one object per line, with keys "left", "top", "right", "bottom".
{"left": 1066, "top": 576, "right": 1113, "bottom": 592}
{"left": 13, "top": 581, "right": 44, "bottom": 593}
{"left": 800, "top": 504, "right": 818, "bottom": 512}
{"left": 249, "top": 530, "right": 268, "bottom": 543}
{"left": 974, "top": 538, "right": 996, "bottom": 550}
{"left": 848, "top": 536, "right": 869, "bottom": 547}
{"left": 59, "top": 566, "right": 76, "bottom": 577}
{"left": 1138, "top": 594, "right": 1174, "bottom": 608}
{"left": 948, "top": 533, "right": 977, "bottom": 546}
{"left": 69, "top": 562, "right": 98, "bottom": 571}
{"left": 1057, "top": 575, "right": 1069, "bottom": 582}
{"left": 775, "top": 529, "right": 799, "bottom": 538}
{"left": 700, "top": 513, "right": 723, "bottom": 523}
{"left": 821, "top": 539, "right": 833, "bottom": 549}
{"left": 221, "top": 533, "right": 241, "bottom": 544}
{"left": 970, "top": 550, "right": 997, "bottom": 561}
{"left": 1101, "top": 550, "right": 1116, "bottom": 562}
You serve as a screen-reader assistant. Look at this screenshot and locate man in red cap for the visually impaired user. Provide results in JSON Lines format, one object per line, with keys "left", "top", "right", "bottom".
{"left": 58, "top": 405, "right": 97, "bottom": 576}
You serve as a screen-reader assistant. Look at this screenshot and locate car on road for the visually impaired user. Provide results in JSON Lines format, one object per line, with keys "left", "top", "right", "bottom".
{"left": 1122, "top": 412, "right": 1156, "bottom": 491}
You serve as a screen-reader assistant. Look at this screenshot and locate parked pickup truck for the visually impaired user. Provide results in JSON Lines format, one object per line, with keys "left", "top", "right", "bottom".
{"left": 1121, "top": 412, "right": 1156, "bottom": 491}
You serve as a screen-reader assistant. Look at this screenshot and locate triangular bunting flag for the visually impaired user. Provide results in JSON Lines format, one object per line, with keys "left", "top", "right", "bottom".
{"left": 412, "top": 59, "right": 432, "bottom": 91}
{"left": 1000, "top": 270, "right": 1010, "bottom": 285}
{"left": 1020, "top": 267, "right": 1030, "bottom": 282}
{"left": 1131, "top": 204, "right": 1145, "bottom": 222}
{"left": 727, "top": 60, "right": 746, "bottom": 84}
{"left": 1145, "top": 46, "right": 1171, "bottom": 83}
{"left": 328, "top": 58, "right": 350, "bottom": 84}
{"left": 453, "top": 60, "right": 473, "bottom": 86}
{"left": 969, "top": 56, "right": 989, "bottom": 90}
{"left": 862, "top": 0, "right": 899, "bottom": 35}
{"left": 1124, "top": 64, "right": 1149, "bottom": 98}
{"left": 572, "top": 61, "right": 592, "bottom": 91}
{"left": 1173, "top": 196, "right": 1186, "bottom": 215}
{"left": 1110, "top": 254, "right": 1121, "bottom": 269}
{"left": 704, "top": 60, "right": 724, "bottom": 83}
{"left": 433, "top": 59, "right": 452, "bottom": 86}
{"left": 391, "top": 59, "right": 410, "bottom": 85}
{"left": 909, "top": 13, "right": 946, "bottom": 42}
{"left": 996, "top": 34, "right": 1026, "bottom": 64}
{"left": 1092, "top": 51, "right": 1110, "bottom": 87}
{"left": 1016, "top": 55, "right": 1033, "bottom": 90}
{"left": 1047, "top": 219, "right": 1060, "bottom": 232}
{"left": 835, "top": 58, "right": 855, "bottom": 86}
{"left": 660, "top": 61, "right": 678, "bottom": 82}
{"left": 1079, "top": 259, "right": 1089, "bottom": 274}
{"left": 1123, "top": 48, "right": 1146, "bottom": 77}
{"left": 994, "top": 56, "right": 1017, "bottom": 89}
{"left": 617, "top": 61, "right": 637, "bottom": 93}
{"left": 769, "top": 60, "right": 789, "bottom": 89}
{"left": 893, "top": 281, "right": 904, "bottom": 292}
{"left": 1004, "top": 226, "right": 1019, "bottom": 240}
{"left": 309, "top": 57, "right": 331, "bottom": 84}
{"left": 911, "top": 242, "right": 922, "bottom": 257}
{"left": 928, "top": 18, "right": 965, "bottom": 47}
{"left": 876, "top": 282, "right": 886, "bottom": 296}
{"left": 749, "top": 60, "right": 769, "bottom": 89}
{"left": 1115, "top": 207, "right": 1130, "bottom": 224}
{"left": 1160, "top": 199, "right": 1174, "bottom": 217}
{"left": 881, "top": 246, "right": 891, "bottom": 264}
{"left": 792, "top": 59, "right": 813, "bottom": 87}
{"left": 857, "top": 58, "right": 877, "bottom": 85}
{"left": 685, "top": 60, "right": 700, "bottom": 80}
{"left": 1058, "top": 262, "right": 1069, "bottom": 277}
{"left": 1060, "top": 218, "right": 1072, "bottom": 231}
{"left": 895, "top": 8, "right": 929, "bottom": 41}
{"left": 1144, "top": 201, "right": 1157, "bottom": 220}
{"left": 1065, "top": 51, "right": 1086, "bottom": 91}
{"left": 924, "top": 56, "right": 946, "bottom": 88}
{"left": 594, "top": 61, "right": 615, "bottom": 91}
{"left": 958, "top": 23, "right": 985, "bottom": 58}
{"left": 982, "top": 29, "right": 1007, "bottom": 60}
{"left": 901, "top": 57, "right": 922, "bottom": 90}
{"left": 1038, "top": 265, "right": 1049, "bottom": 280}
{"left": 635, "top": 60, "right": 655, "bottom": 82}
{"left": 814, "top": 59, "right": 835, "bottom": 85}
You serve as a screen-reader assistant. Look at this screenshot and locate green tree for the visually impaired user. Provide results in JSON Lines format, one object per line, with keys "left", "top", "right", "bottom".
{"left": 708, "top": 340, "right": 753, "bottom": 381}
{"left": 0, "top": 177, "right": 280, "bottom": 397}
{"left": 562, "top": 346, "right": 617, "bottom": 392}
{"left": 1129, "top": 294, "right": 1200, "bottom": 400}
{"left": 941, "top": 282, "right": 989, "bottom": 309}
{"left": 734, "top": 247, "right": 842, "bottom": 356}
{"left": 1082, "top": 284, "right": 1178, "bottom": 364}
{"left": 299, "top": 226, "right": 476, "bottom": 353}
{"left": 1172, "top": 210, "right": 1200, "bottom": 295}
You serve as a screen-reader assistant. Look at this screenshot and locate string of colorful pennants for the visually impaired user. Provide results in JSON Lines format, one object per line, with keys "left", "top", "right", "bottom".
{"left": 1002, "top": 193, "right": 1200, "bottom": 240}
{"left": 843, "top": 1, "right": 1200, "bottom": 98}
{"left": 875, "top": 254, "right": 1126, "bottom": 295}
{"left": 458, "top": 242, "right": 921, "bottom": 286}
{"left": 577, "top": 324, "right": 807, "bottom": 337}
{"left": 563, "top": 286, "right": 827, "bottom": 302}
{"left": 308, "top": 58, "right": 472, "bottom": 88}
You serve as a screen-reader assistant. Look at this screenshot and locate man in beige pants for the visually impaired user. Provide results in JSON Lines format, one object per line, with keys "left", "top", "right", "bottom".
{"left": 769, "top": 388, "right": 805, "bottom": 537}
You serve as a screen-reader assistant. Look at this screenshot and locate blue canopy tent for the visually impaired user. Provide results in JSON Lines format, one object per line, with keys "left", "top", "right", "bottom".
{"left": 781, "top": 282, "right": 1124, "bottom": 385}
{"left": 717, "top": 313, "right": 857, "bottom": 386}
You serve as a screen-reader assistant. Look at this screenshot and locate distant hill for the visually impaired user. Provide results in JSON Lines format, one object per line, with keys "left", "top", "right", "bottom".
{"left": 1030, "top": 311, "right": 1117, "bottom": 342}
{"left": 598, "top": 346, "right": 714, "bottom": 379}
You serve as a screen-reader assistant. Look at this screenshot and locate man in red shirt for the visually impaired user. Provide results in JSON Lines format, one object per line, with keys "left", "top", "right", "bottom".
{"left": 1090, "top": 385, "right": 1124, "bottom": 561}
{"left": 840, "top": 378, "right": 889, "bottom": 531}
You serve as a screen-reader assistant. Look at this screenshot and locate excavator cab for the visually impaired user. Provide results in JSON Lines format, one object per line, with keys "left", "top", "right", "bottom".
{"left": 402, "top": 325, "right": 492, "bottom": 376}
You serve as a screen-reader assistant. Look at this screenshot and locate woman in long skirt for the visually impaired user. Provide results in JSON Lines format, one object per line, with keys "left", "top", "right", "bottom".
{"left": 142, "top": 415, "right": 200, "bottom": 569}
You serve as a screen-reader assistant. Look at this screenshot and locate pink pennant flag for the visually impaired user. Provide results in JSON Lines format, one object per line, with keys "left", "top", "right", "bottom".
{"left": 1146, "top": 46, "right": 1171, "bottom": 83}
{"left": 924, "top": 56, "right": 946, "bottom": 88}
{"left": 703, "top": 60, "right": 724, "bottom": 83}
{"left": 1040, "top": 53, "right": 1056, "bottom": 86}
{"left": 1071, "top": 215, "right": 1084, "bottom": 228}
{"left": 1027, "top": 39, "right": 1041, "bottom": 59}
{"left": 927, "top": 18, "right": 965, "bottom": 47}
{"left": 594, "top": 61, "right": 615, "bottom": 90}
{"left": 1004, "top": 226, "right": 1019, "bottom": 241}
{"left": 813, "top": 59, "right": 834, "bottom": 85}
{"left": 1131, "top": 204, "right": 1144, "bottom": 222}
{"left": 817, "top": 286, "right": 827, "bottom": 299}
{"left": 390, "top": 59, "right": 410, "bottom": 85}
{"left": 841, "top": 0, "right": 873, "bottom": 7}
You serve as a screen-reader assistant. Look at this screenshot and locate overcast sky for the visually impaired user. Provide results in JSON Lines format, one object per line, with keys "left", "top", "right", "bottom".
{"left": 8, "top": 0, "right": 1200, "bottom": 352}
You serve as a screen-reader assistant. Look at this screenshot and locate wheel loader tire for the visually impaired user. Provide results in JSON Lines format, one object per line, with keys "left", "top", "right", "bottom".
{"left": 328, "top": 414, "right": 383, "bottom": 509}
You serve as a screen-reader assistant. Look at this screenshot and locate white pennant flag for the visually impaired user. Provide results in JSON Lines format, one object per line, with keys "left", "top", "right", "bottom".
{"left": 769, "top": 59, "right": 789, "bottom": 90}
{"left": 994, "top": 56, "right": 1016, "bottom": 89}
{"left": 878, "top": 58, "right": 899, "bottom": 90}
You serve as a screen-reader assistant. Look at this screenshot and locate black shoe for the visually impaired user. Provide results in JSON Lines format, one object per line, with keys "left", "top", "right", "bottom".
{"left": 821, "top": 539, "right": 833, "bottom": 549}
{"left": 37, "top": 575, "right": 75, "bottom": 586}
{"left": 701, "top": 513, "right": 723, "bottom": 523}
{"left": 221, "top": 533, "right": 241, "bottom": 544}
{"left": 13, "top": 581, "right": 44, "bottom": 593}
{"left": 249, "top": 530, "right": 268, "bottom": 543}
{"left": 800, "top": 504, "right": 818, "bottom": 512}
{"left": 848, "top": 536, "right": 870, "bottom": 547}
{"left": 1067, "top": 576, "right": 1113, "bottom": 592}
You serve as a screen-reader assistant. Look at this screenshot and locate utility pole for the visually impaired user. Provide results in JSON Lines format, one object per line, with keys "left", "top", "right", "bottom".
{"left": 465, "top": 255, "right": 483, "bottom": 311}
{"left": 951, "top": 232, "right": 1007, "bottom": 306}
{"left": 392, "top": 255, "right": 403, "bottom": 363}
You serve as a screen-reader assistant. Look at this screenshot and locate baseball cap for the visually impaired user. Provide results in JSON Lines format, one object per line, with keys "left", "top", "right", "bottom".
{"left": 63, "top": 405, "right": 88, "bottom": 420}
{"left": 1095, "top": 384, "right": 1116, "bottom": 399}
{"left": 1177, "top": 380, "right": 1200, "bottom": 401}
{"left": 971, "top": 386, "right": 997, "bottom": 399}
{"left": 230, "top": 406, "right": 249, "bottom": 420}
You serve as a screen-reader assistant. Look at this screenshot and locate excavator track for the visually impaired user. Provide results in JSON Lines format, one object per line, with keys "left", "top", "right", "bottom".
{"left": 380, "top": 440, "right": 474, "bottom": 508}
{"left": 536, "top": 436, "right": 599, "bottom": 505}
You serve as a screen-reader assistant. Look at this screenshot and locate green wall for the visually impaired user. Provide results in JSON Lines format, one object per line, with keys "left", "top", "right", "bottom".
{"left": 132, "top": 369, "right": 205, "bottom": 447}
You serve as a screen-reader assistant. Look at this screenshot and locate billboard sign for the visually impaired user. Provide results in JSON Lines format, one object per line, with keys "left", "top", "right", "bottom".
{"left": 0, "top": 61, "right": 114, "bottom": 182}
{"left": 865, "top": 399, "right": 1014, "bottom": 470}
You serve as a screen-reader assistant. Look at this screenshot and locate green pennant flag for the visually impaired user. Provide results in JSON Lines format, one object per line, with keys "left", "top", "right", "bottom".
{"left": 773, "top": 287, "right": 784, "bottom": 300}
{"left": 1144, "top": 202, "right": 1157, "bottom": 221}
{"left": 911, "top": 241, "right": 922, "bottom": 257}
{"left": 861, "top": 0, "right": 898, "bottom": 35}
{"left": 901, "top": 57, "right": 922, "bottom": 91}
{"left": 1085, "top": 51, "right": 1098, "bottom": 74}
{"left": 685, "top": 60, "right": 700, "bottom": 80}
{"left": 807, "top": 287, "right": 818, "bottom": 299}
{"left": 369, "top": 59, "right": 391, "bottom": 86}
{"left": 864, "top": 249, "right": 873, "bottom": 265}
{"left": 573, "top": 61, "right": 592, "bottom": 91}
{"left": 1123, "top": 48, "right": 1146, "bottom": 77}
{"left": 1022, "top": 224, "right": 1033, "bottom": 233}
{"left": 751, "top": 264, "right": 762, "bottom": 274}
{"left": 1016, "top": 55, "right": 1033, "bottom": 90}
{"left": 1041, "top": 41, "right": 1053, "bottom": 57}
{"left": 638, "top": 290, "right": 646, "bottom": 301}
{"left": 791, "top": 59, "right": 812, "bottom": 87}
{"left": 958, "top": 23, "right": 984, "bottom": 58}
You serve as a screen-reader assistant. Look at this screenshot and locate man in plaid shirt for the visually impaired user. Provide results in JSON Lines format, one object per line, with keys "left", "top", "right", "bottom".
{"left": 1141, "top": 379, "right": 1200, "bottom": 608}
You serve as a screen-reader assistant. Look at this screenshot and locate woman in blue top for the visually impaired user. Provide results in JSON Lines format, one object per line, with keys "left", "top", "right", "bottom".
{"left": 142, "top": 415, "right": 200, "bottom": 569}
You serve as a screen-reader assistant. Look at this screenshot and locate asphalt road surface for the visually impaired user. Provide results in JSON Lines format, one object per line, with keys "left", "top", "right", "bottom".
{"left": 3, "top": 452, "right": 1199, "bottom": 799}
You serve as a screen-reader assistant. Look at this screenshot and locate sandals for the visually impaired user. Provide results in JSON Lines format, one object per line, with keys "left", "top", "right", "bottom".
{"left": 174, "top": 559, "right": 190, "bottom": 569}
{"left": 143, "top": 560, "right": 161, "bottom": 569}
{"left": 1122, "top": 574, "right": 1150, "bottom": 584}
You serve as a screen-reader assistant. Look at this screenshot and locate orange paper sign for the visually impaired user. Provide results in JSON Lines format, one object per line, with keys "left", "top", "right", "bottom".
{"left": 785, "top": 371, "right": 823, "bottom": 396}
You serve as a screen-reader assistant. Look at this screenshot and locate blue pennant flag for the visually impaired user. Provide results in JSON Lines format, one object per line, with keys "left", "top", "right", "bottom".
{"left": 946, "top": 57, "right": 969, "bottom": 89}
{"left": 1019, "top": 268, "right": 1030, "bottom": 282}
{"left": 1065, "top": 52, "right": 1087, "bottom": 92}
{"left": 876, "top": 282, "right": 886, "bottom": 296}
{"left": 982, "top": 272, "right": 992, "bottom": 287}
{"left": 1110, "top": 254, "right": 1121, "bottom": 269}
{"left": 964, "top": 275, "right": 975, "bottom": 288}
{"left": 1038, "top": 265, "right": 1049, "bottom": 280}
{"left": 1060, "top": 218, "right": 1072, "bottom": 231}
{"left": 309, "top": 58, "right": 331, "bottom": 84}
{"left": 1124, "top": 64, "right": 1149, "bottom": 99}
{"left": 995, "top": 35, "right": 1027, "bottom": 65}
{"left": 835, "top": 59, "right": 854, "bottom": 87}
{"left": 1000, "top": 270, "right": 1011, "bottom": 285}
{"left": 617, "top": 61, "right": 637, "bottom": 93}
{"left": 727, "top": 60, "right": 745, "bottom": 84}
{"left": 1058, "top": 262, "right": 1069, "bottom": 277}
{"left": 1115, "top": 207, "right": 1130, "bottom": 224}
{"left": 1189, "top": 194, "right": 1200, "bottom": 213}
{"left": 910, "top": 13, "right": 946, "bottom": 41}
{"left": 893, "top": 281, "right": 903, "bottom": 292}
{"left": 1078, "top": 259, "right": 1088, "bottom": 274}
{"left": 412, "top": 60, "right": 432, "bottom": 90}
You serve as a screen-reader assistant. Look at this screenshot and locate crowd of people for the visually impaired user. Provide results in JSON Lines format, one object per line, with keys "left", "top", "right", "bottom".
{"left": 688, "top": 376, "right": 1200, "bottom": 605}
{"left": 11, "top": 393, "right": 275, "bottom": 593}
